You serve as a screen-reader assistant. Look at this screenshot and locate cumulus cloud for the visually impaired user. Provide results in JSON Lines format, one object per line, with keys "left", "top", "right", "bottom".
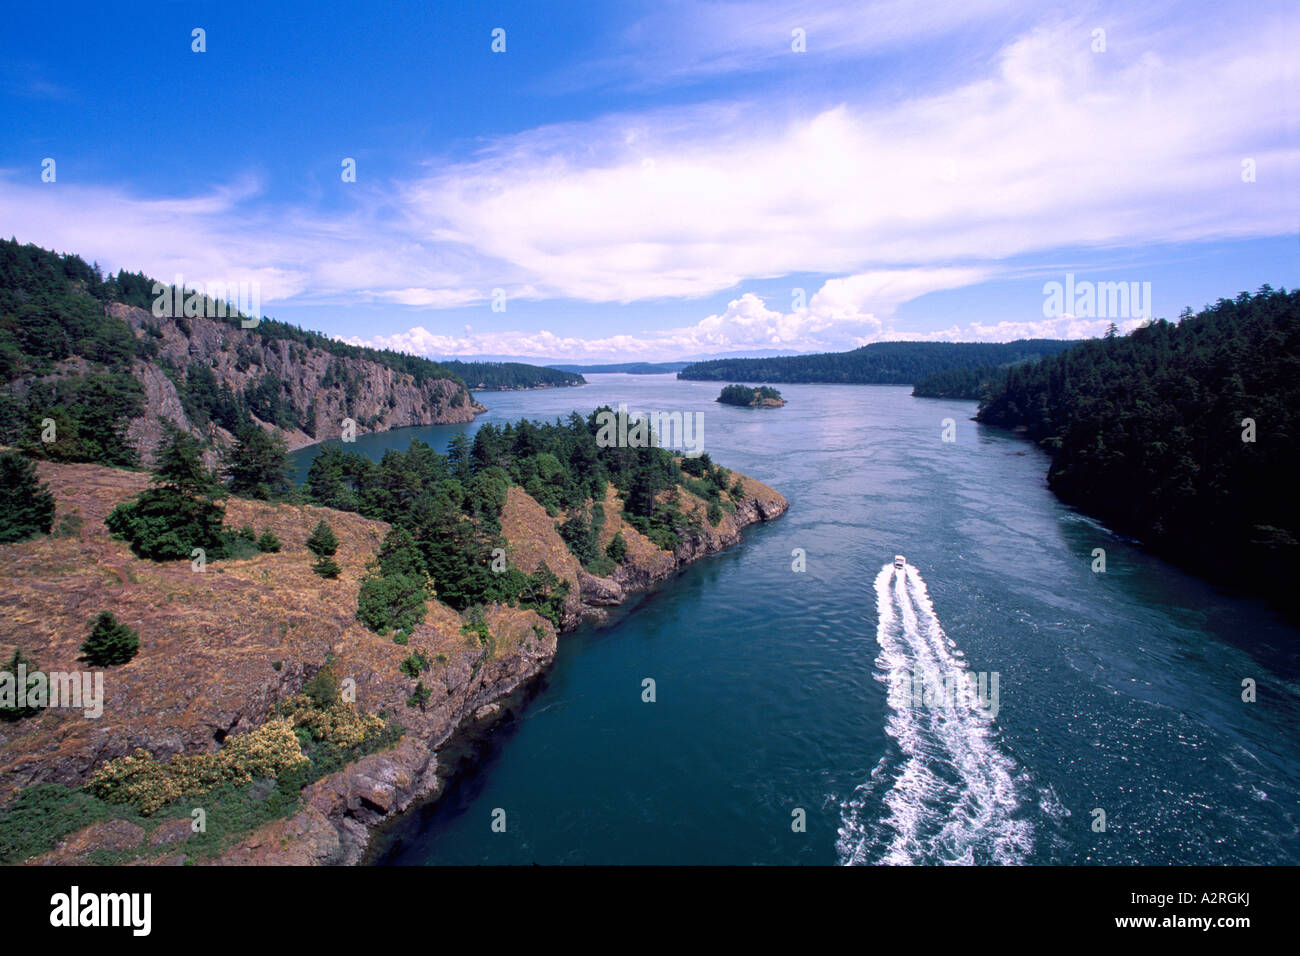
{"left": 1, "top": 1, "right": 1294, "bottom": 354}
{"left": 347, "top": 266, "right": 1080, "bottom": 362}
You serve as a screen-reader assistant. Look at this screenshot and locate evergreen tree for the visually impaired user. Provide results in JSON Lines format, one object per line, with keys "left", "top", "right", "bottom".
{"left": 306, "top": 519, "right": 338, "bottom": 558}
{"left": 224, "top": 424, "right": 292, "bottom": 500}
{"left": 105, "top": 429, "right": 226, "bottom": 561}
{"left": 0, "top": 450, "right": 56, "bottom": 542}
{"left": 154, "top": 428, "right": 218, "bottom": 498}
{"left": 81, "top": 612, "right": 140, "bottom": 666}
{"left": 0, "top": 649, "right": 43, "bottom": 721}
{"left": 306, "top": 519, "right": 341, "bottom": 578}
{"left": 605, "top": 530, "right": 628, "bottom": 564}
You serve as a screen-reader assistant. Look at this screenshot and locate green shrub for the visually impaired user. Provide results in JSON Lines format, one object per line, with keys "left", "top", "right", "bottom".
{"left": 399, "top": 652, "right": 431, "bottom": 678}
{"left": 106, "top": 489, "right": 228, "bottom": 561}
{"left": 0, "top": 450, "right": 56, "bottom": 543}
{"left": 605, "top": 531, "right": 628, "bottom": 564}
{"left": 256, "top": 530, "right": 282, "bottom": 553}
{"left": 0, "top": 649, "right": 44, "bottom": 721}
{"left": 302, "top": 665, "right": 340, "bottom": 708}
{"left": 406, "top": 682, "right": 431, "bottom": 711}
{"left": 81, "top": 612, "right": 139, "bottom": 667}
{"left": 312, "top": 555, "right": 342, "bottom": 578}
{"left": 357, "top": 570, "right": 428, "bottom": 634}
{"left": 51, "top": 509, "right": 84, "bottom": 538}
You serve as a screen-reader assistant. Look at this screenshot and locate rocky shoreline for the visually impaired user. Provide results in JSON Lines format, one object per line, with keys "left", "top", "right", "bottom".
{"left": 3, "top": 460, "right": 787, "bottom": 866}
{"left": 210, "top": 476, "right": 789, "bottom": 866}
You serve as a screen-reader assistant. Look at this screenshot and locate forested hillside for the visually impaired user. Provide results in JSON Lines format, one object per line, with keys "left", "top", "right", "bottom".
{"left": 677, "top": 340, "right": 1075, "bottom": 384}
{"left": 444, "top": 360, "right": 583, "bottom": 389}
{"left": 977, "top": 287, "right": 1299, "bottom": 610}
{"left": 0, "top": 240, "right": 567, "bottom": 463}
{"left": 549, "top": 362, "right": 690, "bottom": 374}
{"left": 910, "top": 363, "right": 1006, "bottom": 399}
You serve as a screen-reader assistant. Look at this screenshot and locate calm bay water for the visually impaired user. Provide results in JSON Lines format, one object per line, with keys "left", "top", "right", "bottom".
{"left": 289, "top": 374, "right": 1300, "bottom": 865}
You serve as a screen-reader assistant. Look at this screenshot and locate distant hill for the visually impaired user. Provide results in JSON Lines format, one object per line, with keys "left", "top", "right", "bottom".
{"left": 548, "top": 361, "right": 689, "bottom": 374}
{"left": 912, "top": 362, "right": 1033, "bottom": 400}
{"left": 677, "top": 340, "right": 1078, "bottom": 385}
{"left": 445, "top": 361, "right": 584, "bottom": 389}
{"left": 0, "top": 240, "right": 569, "bottom": 462}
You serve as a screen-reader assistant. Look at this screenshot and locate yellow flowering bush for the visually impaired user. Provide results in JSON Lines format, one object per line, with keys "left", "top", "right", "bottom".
{"left": 279, "top": 694, "right": 385, "bottom": 749}
{"left": 86, "top": 748, "right": 185, "bottom": 815}
{"left": 89, "top": 717, "right": 308, "bottom": 815}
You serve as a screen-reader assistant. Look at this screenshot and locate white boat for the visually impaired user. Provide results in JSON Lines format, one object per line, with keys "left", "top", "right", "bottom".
{"left": 894, "top": 555, "right": 906, "bottom": 569}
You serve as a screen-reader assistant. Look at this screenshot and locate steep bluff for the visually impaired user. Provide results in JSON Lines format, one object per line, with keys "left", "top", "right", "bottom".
{"left": 108, "top": 304, "right": 484, "bottom": 462}
{"left": 1, "top": 459, "right": 787, "bottom": 865}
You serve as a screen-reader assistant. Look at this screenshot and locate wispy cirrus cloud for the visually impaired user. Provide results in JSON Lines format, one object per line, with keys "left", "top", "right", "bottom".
{"left": 1, "top": 3, "right": 1295, "bottom": 362}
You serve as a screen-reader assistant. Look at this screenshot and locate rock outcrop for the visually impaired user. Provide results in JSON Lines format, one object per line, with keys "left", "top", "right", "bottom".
{"left": 2, "top": 459, "right": 786, "bottom": 866}
{"left": 110, "top": 304, "right": 483, "bottom": 462}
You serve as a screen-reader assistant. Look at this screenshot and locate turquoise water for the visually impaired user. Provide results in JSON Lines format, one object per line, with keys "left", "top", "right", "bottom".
{"left": 290, "top": 374, "right": 1300, "bottom": 865}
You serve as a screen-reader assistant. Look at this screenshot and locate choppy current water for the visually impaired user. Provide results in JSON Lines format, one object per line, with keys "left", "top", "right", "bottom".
{"left": 289, "top": 374, "right": 1300, "bottom": 865}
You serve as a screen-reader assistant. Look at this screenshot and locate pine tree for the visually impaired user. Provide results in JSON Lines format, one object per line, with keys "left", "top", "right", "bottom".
{"left": 306, "top": 519, "right": 341, "bottom": 577}
{"left": 81, "top": 612, "right": 140, "bottom": 666}
{"left": 105, "top": 429, "right": 226, "bottom": 561}
{"left": 605, "top": 530, "right": 628, "bottom": 564}
{"left": 306, "top": 519, "right": 338, "bottom": 558}
{"left": 224, "top": 424, "right": 292, "bottom": 500}
{"left": 153, "top": 427, "right": 218, "bottom": 498}
{"left": 0, "top": 451, "right": 56, "bottom": 543}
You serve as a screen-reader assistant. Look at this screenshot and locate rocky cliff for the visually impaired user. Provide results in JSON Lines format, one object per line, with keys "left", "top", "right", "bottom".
{"left": 112, "top": 303, "right": 483, "bottom": 462}
{"left": 107, "top": 300, "right": 483, "bottom": 463}
{"left": 0, "top": 459, "right": 787, "bottom": 866}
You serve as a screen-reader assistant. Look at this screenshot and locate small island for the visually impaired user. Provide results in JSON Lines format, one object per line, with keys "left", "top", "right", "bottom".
{"left": 717, "top": 384, "right": 787, "bottom": 407}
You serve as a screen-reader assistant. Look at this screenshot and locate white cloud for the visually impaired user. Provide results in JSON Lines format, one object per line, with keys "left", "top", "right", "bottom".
{"left": 0, "top": 3, "right": 1294, "bottom": 354}
{"left": 347, "top": 266, "right": 1076, "bottom": 362}
{"left": 550, "top": 0, "right": 1020, "bottom": 91}
{"left": 407, "top": 13, "right": 1297, "bottom": 303}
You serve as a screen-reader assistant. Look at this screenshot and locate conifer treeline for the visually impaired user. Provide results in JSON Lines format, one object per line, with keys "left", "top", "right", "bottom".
{"left": 679, "top": 340, "right": 1076, "bottom": 384}
{"left": 976, "top": 288, "right": 1299, "bottom": 610}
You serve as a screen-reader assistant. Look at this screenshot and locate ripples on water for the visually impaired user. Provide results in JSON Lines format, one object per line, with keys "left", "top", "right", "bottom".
{"left": 837, "top": 563, "right": 1038, "bottom": 865}
{"left": 292, "top": 376, "right": 1300, "bottom": 865}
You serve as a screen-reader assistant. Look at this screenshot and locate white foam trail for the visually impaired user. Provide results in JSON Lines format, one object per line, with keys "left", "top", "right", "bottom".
{"left": 837, "top": 563, "right": 1034, "bottom": 865}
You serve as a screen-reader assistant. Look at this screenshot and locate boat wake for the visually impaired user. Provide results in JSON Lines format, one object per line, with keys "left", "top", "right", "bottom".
{"left": 836, "top": 562, "right": 1034, "bottom": 865}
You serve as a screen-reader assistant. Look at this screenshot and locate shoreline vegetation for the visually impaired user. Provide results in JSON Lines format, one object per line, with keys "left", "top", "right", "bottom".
{"left": 0, "top": 240, "right": 580, "bottom": 466}
{"left": 0, "top": 237, "right": 788, "bottom": 864}
{"left": 679, "top": 340, "right": 1076, "bottom": 385}
{"left": 975, "top": 287, "right": 1299, "bottom": 617}
{"left": 0, "top": 400, "right": 788, "bottom": 865}
{"left": 716, "top": 384, "right": 786, "bottom": 407}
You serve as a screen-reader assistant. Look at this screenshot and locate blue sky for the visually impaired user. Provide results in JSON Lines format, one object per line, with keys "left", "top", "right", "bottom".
{"left": 2, "top": 0, "right": 1297, "bottom": 361}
